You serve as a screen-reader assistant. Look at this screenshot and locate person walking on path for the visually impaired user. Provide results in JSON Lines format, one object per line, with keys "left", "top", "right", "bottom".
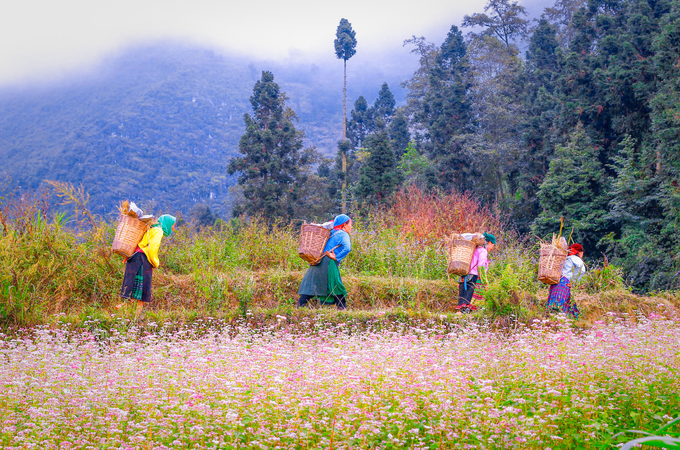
{"left": 297, "top": 214, "right": 352, "bottom": 310}
{"left": 546, "top": 243, "right": 586, "bottom": 318}
{"left": 456, "top": 232, "right": 496, "bottom": 313}
{"left": 118, "top": 214, "right": 176, "bottom": 313}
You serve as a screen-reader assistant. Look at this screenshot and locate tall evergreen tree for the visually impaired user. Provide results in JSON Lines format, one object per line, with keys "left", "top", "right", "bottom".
{"left": 542, "top": 0, "right": 588, "bottom": 47}
{"left": 347, "top": 96, "right": 371, "bottom": 150}
{"left": 607, "top": 136, "right": 667, "bottom": 289}
{"left": 401, "top": 36, "right": 438, "bottom": 122}
{"left": 508, "top": 18, "right": 561, "bottom": 231}
{"left": 373, "top": 83, "right": 396, "bottom": 125}
{"left": 389, "top": 109, "right": 411, "bottom": 158}
{"left": 543, "top": 0, "right": 680, "bottom": 290}
{"left": 227, "top": 71, "right": 313, "bottom": 221}
{"left": 532, "top": 123, "right": 610, "bottom": 251}
{"left": 355, "top": 130, "right": 400, "bottom": 204}
{"left": 415, "top": 25, "right": 473, "bottom": 191}
{"left": 334, "top": 18, "right": 358, "bottom": 213}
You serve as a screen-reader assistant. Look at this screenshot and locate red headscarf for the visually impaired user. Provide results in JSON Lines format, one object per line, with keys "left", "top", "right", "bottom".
{"left": 568, "top": 243, "right": 583, "bottom": 256}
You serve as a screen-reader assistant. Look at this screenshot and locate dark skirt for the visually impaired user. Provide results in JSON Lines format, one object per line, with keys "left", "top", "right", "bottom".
{"left": 298, "top": 256, "right": 347, "bottom": 303}
{"left": 121, "top": 251, "right": 153, "bottom": 302}
{"left": 547, "top": 276, "right": 580, "bottom": 318}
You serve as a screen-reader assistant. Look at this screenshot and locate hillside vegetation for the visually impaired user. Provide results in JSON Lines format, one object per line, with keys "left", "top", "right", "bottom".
{"left": 2, "top": 0, "right": 679, "bottom": 294}
{"left": 0, "top": 44, "right": 409, "bottom": 218}
{"left": 0, "top": 185, "right": 676, "bottom": 329}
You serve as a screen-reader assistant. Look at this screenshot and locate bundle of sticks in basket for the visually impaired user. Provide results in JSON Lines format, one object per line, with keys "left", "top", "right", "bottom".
{"left": 111, "top": 201, "right": 154, "bottom": 258}
{"left": 537, "top": 233, "right": 568, "bottom": 285}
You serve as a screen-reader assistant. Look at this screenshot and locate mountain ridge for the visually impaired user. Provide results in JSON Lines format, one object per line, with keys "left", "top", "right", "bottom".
{"left": 0, "top": 42, "right": 411, "bottom": 217}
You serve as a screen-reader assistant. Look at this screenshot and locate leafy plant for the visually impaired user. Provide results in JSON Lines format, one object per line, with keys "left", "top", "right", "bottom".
{"left": 602, "top": 416, "right": 680, "bottom": 449}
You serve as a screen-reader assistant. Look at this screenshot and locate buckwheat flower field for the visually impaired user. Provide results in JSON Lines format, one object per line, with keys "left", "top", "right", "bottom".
{"left": 1, "top": 315, "right": 679, "bottom": 449}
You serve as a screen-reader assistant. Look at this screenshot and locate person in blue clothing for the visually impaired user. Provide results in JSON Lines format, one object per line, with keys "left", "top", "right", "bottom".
{"left": 297, "top": 214, "right": 353, "bottom": 309}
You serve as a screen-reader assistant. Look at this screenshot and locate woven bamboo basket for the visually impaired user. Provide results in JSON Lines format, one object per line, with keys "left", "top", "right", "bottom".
{"left": 112, "top": 214, "right": 149, "bottom": 258}
{"left": 447, "top": 239, "right": 477, "bottom": 276}
{"left": 298, "top": 223, "right": 331, "bottom": 264}
{"left": 538, "top": 243, "right": 568, "bottom": 285}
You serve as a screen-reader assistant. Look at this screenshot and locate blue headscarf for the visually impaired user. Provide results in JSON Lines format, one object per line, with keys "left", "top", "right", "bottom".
{"left": 333, "top": 214, "right": 350, "bottom": 229}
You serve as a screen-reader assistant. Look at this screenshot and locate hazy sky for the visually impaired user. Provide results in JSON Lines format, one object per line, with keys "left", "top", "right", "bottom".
{"left": 1, "top": 0, "right": 551, "bottom": 86}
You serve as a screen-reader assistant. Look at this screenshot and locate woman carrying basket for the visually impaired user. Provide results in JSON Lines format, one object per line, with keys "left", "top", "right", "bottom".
{"left": 297, "top": 214, "right": 352, "bottom": 310}
{"left": 456, "top": 232, "right": 496, "bottom": 313}
{"left": 118, "top": 215, "right": 176, "bottom": 313}
{"left": 546, "top": 243, "right": 585, "bottom": 318}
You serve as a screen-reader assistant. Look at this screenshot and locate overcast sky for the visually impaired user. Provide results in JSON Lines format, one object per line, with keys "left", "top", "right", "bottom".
{"left": 1, "top": 0, "right": 551, "bottom": 86}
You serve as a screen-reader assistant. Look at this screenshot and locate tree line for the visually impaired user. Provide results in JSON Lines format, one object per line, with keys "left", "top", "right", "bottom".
{"left": 227, "top": 0, "right": 680, "bottom": 293}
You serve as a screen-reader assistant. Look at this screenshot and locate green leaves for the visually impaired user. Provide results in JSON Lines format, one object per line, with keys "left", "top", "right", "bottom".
{"left": 533, "top": 122, "right": 610, "bottom": 250}
{"left": 334, "top": 19, "right": 357, "bottom": 61}
{"left": 227, "top": 72, "right": 316, "bottom": 221}
{"left": 602, "top": 415, "right": 680, "bottom": 449}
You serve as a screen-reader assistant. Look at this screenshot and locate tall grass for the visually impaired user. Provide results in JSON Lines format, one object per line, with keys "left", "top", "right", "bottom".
{"left": 0, "top": 183, "right": 673, "bottom": 328}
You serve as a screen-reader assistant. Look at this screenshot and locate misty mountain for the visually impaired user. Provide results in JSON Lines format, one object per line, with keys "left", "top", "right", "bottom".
{"left": 0, "top": 42, "right": 411, "bottom": 218}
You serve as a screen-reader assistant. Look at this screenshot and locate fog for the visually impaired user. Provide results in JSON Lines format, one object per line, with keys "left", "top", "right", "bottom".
{"left": 2, "top": 0, "right": 555, "bottom": 87}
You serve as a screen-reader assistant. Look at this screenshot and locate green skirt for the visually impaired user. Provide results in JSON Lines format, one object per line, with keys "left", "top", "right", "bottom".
{"left": 298, "top": 256, "right": 347, "bottom": 303}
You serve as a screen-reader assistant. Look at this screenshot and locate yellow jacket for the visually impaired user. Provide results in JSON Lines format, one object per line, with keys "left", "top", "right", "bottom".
{"left": 138, "top": 227, "right": 164, "bottom": 268}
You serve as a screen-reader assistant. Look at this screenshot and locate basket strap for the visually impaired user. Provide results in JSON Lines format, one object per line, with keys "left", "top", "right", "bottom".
{"left": 312, "top": 244, "right": 340, "bottom": 265}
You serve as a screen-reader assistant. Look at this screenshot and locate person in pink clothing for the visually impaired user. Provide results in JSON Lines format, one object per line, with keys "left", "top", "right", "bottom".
{"left": 456, "top": 232, "right": 496, "bottom": 312}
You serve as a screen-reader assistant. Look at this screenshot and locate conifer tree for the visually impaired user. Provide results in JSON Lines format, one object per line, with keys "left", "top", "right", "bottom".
{"left": 459, "top": 0, "right": 529, "bottom": 204}
{"left": 532, "top": 123, "right": 610, "bottom": 250}
{"left": 334, "top": 18, "right": 358, "bottom": 213}
{"left": 227, "top": 71, "right": 312, "bottom": 221}
{"left": 373, "top": 83, "right": 396, "bottom": 125}
{"left": 509, "top": 18, "right": 561, "bottom": 231}
{"left": 347, "top": 96, "right": 371, "bottom": 150}
{"left": 402, "top": 36, "right": 438, "bottom": 121}
{"left": 389, "top": 109, "right": 411, "bottom": 158}
{"left": 416, "top": 25, "right": 473, "bottom": 191}
{"left": 356, "top": 130, "right": 400, "bottom": 204}
{"left": 608, "top": 136, "right": 666, "bottom": 289}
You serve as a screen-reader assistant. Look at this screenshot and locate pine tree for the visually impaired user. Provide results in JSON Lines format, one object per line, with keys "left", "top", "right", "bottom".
{"left": 542, "top": 0, "right": 588, "bottom": 47}
{"left": 401, "top": 36, "right": 438, "bottom": 122}
{"left": 373, "top": 83, "right": 396, "bottom": 125}
{"left": 227, "top": 71, "right": 313, "bottom": 221}
{"left": 543, "top": 0, "right": 679, "bottom": 290}
{"left": 335, "top": 18, "right": 358, "bottom": 213}
{"left": 532, "top": 123, "right": 610, "bottom": 250}
{"left": 389, "top": 109, "right": 411, "bottom": 158}
{"left": 355, "top": 131, "right": 400, "bottom": 204}
{"left": 346, "top": 96, "right": 371, "bottom": 150}
{"left": 508, "top": 18, "right": 561, "bottom": 231}
{"left": 414, "top": 25, "right": 473, "bottom": 191}
{"left": 607, "top": 136, "right": 667, "bottom": 289}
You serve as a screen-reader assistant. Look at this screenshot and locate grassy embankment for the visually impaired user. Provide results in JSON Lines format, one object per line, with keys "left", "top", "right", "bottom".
{"left": 1, "top": 184, "right": 678, "bottom": 330}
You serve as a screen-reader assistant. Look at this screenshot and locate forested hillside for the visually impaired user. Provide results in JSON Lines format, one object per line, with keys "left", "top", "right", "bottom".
{"left": 229, "top": 0, "right": 679, "bottom": 292}
{"left": 0, "top": 43, "right": 408, "bottom": 217}
{"left": 1, "top": 0, "right": 679, "bottom": 292}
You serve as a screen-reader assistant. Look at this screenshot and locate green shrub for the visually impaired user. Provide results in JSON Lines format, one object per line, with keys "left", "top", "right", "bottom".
{"left": 579, "top": 264, "right": 628, "bottom": 294}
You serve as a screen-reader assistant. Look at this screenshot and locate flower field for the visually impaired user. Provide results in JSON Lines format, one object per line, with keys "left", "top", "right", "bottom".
{"left": 1, "top": 314, "right": 679, "bottom": 449}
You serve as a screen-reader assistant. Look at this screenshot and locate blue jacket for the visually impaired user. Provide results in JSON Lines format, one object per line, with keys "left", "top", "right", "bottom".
{"left": 323, "top": 229, "right": 352, "bottom": 265}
